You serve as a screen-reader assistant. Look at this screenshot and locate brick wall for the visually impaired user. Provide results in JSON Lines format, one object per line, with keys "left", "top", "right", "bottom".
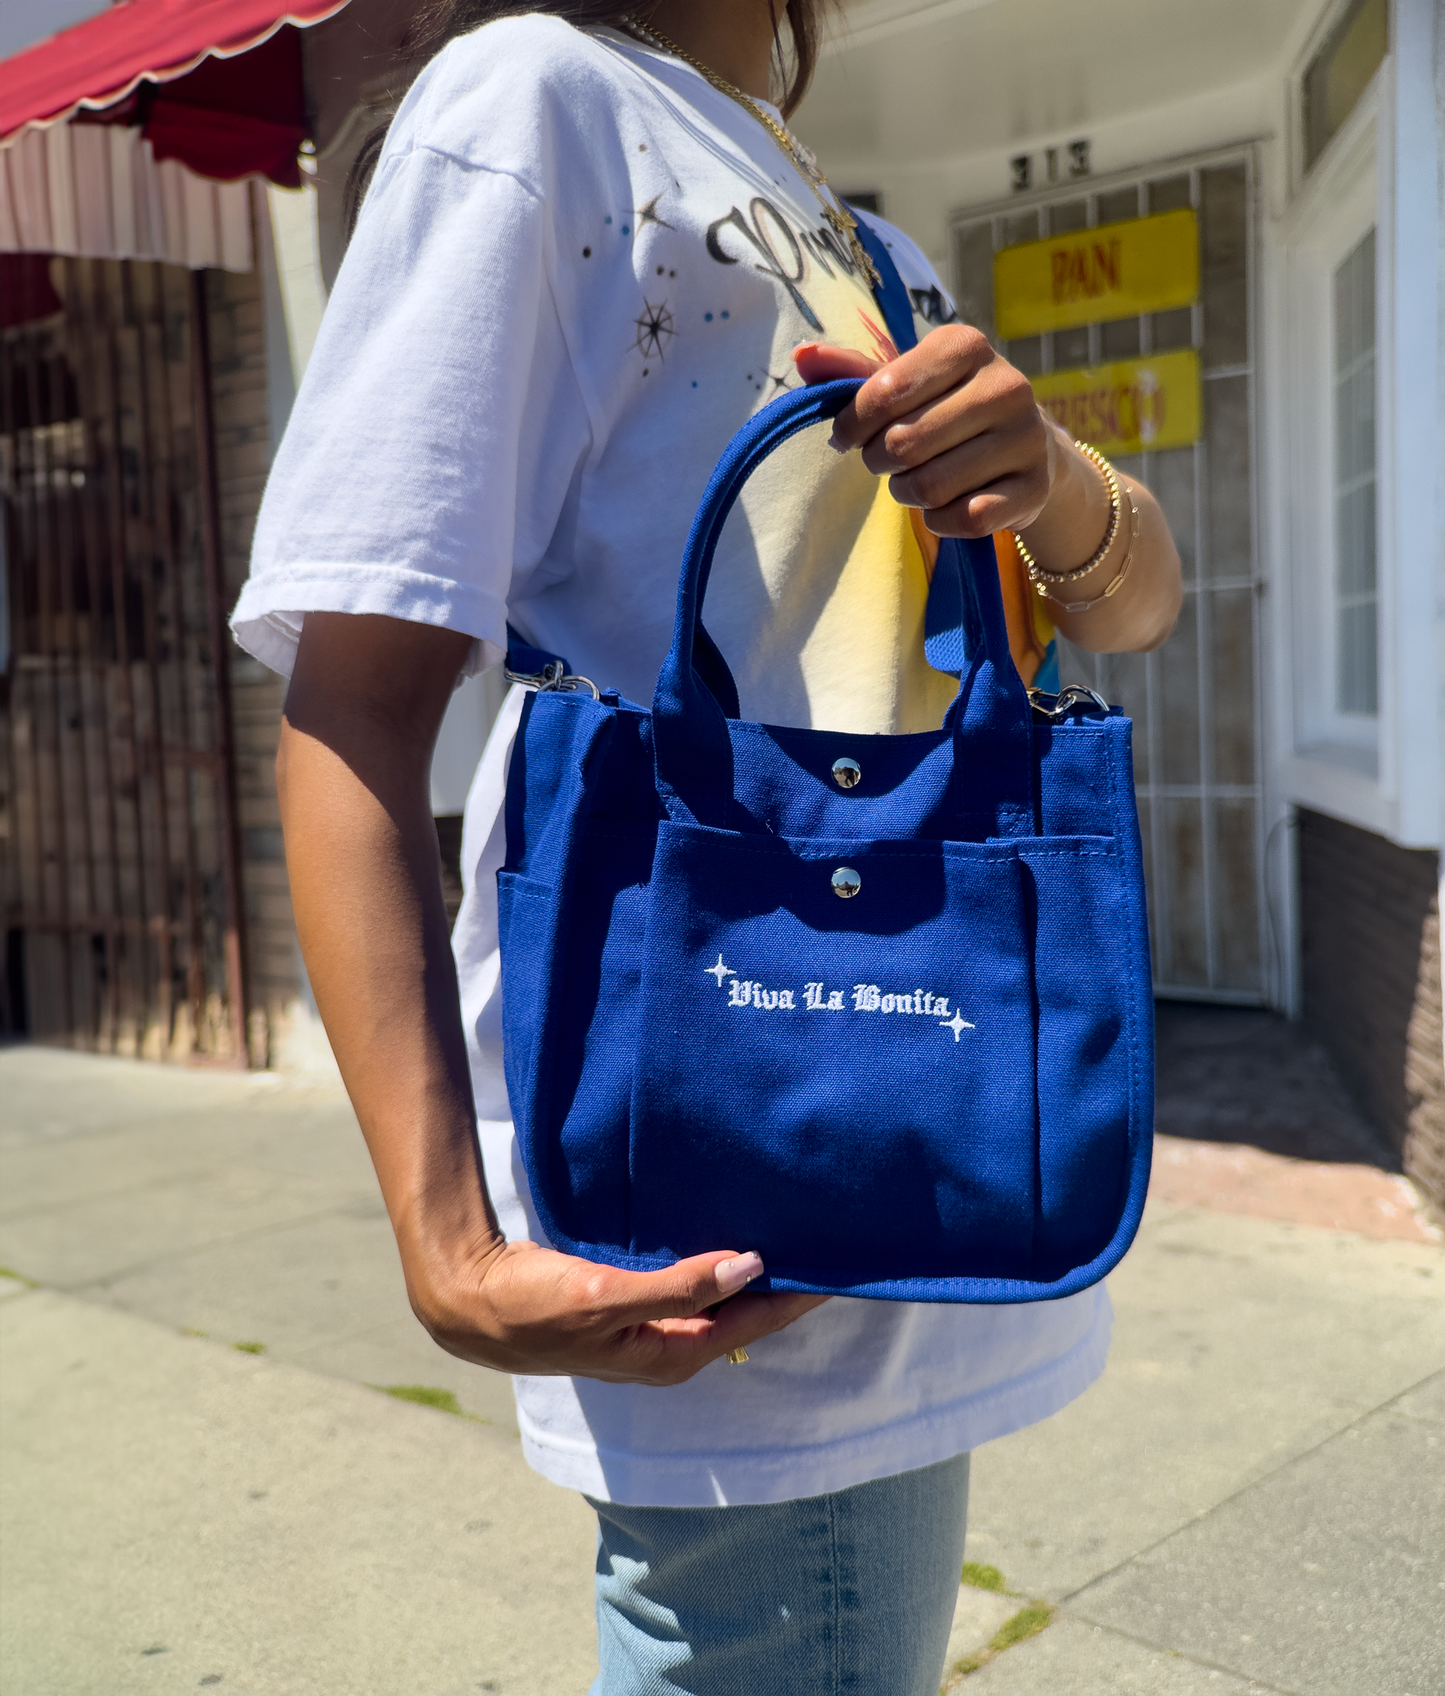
{"left": 204, "top": 255, "right": 302, "bottom": 1068}
{"left": 1299, "top": 809, "right": 1444, "bottom": 1223}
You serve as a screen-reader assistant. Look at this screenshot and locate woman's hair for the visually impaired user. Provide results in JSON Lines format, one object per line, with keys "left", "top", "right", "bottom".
{"left": 416, "top": 2, "right": 834, "bottom": 117}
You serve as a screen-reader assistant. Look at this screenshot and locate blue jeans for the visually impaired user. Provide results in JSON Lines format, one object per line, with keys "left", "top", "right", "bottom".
{"left": 587, "top": 1453, "right": 970, "bottom": 1695}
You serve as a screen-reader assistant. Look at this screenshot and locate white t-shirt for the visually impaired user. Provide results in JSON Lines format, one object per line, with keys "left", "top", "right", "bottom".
{"left": 233, "top": 16, "right": 1111, "bottom": 1507}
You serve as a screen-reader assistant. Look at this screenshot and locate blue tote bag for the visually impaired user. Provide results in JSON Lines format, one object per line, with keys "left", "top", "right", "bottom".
{"left": 497, "top": 244, "right": 1154, "bottom": 1304}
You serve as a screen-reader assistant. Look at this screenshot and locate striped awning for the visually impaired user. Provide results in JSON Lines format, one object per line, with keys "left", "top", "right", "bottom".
{"left": 1, "top": 0, "right": 354, "bottom": 271}
{"left": 1, "top": 123, "right": 256, "bottom": 272}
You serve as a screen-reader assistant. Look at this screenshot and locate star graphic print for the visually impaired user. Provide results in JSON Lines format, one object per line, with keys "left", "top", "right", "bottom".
{"left": 633, "top": 299, "right": 674, "bottom": 363}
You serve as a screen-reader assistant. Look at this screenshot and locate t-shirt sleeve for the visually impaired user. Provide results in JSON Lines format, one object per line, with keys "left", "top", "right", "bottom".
{"left": 231, "top": 135, "right": 591, "bottom": 679}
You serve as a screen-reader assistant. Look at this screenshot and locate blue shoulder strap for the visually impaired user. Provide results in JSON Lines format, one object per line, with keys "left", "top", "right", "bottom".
{"left": 505, "top": 624, "right": 569, "bottom": 679}
{"left": 504, "top": 624, "right": 741, "bottom": 717}
{"left": 848, "top": 212, "right": 918, "bottom": 354}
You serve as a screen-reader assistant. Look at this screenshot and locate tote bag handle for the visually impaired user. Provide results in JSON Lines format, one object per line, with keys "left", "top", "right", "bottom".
{"left": 651, "top": 378, "right": 1033, "bottom": 830}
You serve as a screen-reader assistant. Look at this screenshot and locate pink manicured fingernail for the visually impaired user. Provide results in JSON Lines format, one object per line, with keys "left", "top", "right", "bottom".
{"left": 827, "top": 433, "right": 847, "bottom": 454}
{"left": 716, "top": 1253, "right": 763, "bottom": 1295}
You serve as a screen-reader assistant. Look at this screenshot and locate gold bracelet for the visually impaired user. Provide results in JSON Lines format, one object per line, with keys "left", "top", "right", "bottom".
{"left": 1016, "top": 442, "right": 1121, "bottom": 591}
{"left": 1037, "top": 483, "right": 1142, "bottom": 613}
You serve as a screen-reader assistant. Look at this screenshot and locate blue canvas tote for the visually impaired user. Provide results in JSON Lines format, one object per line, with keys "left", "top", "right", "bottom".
{"left": 497, "top": 242, "right": 1154, "bottom": 1304}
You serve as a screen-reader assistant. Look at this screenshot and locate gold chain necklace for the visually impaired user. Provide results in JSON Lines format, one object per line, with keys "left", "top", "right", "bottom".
{"left": 621, "top": 17, "right": 881, "bottom": 287}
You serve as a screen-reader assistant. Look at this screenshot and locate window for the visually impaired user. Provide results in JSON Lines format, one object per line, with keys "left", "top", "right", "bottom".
{"left": 1303, "top": 0, "right": 1388, "bottom": 172}
{"left": 1332, "top": 228, "right": 1377, "bottom": 716}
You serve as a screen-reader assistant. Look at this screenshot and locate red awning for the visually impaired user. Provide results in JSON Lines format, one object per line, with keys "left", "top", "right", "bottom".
{"left": 1, "top": 0, "right": 352, "bottom": 140}
{"left": 114, "top": 25, "right": 312, "bottom": 185}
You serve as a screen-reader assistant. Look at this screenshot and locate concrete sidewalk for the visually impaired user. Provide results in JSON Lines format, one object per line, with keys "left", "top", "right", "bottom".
{"left": 1, "top": 1043, "right": 1442, "bottom": 1695}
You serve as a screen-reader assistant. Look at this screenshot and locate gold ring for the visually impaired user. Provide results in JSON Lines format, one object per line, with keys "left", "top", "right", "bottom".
{"left": 726, "top": 1346, "right": 750, "bottom": 1365}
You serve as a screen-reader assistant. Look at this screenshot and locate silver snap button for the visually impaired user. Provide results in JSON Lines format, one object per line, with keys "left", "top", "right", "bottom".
{"left": 832, "top": 757, "right": 861, "bottom": 790}
{"left": 831, "top": 866, "right": 861, "bottom": 899}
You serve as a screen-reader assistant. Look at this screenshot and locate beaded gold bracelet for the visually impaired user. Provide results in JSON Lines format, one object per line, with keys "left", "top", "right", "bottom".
{"left": 1016, "top": 442, "right": 1121, "bottom": 592}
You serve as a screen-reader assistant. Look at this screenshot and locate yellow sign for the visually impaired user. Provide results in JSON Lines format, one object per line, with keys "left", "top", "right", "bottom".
{"left": 994, "top": 209, "right": 1199, "bottom": 339}
{"left": 1031, "top": 350, "right": 1201, "bottom": 457}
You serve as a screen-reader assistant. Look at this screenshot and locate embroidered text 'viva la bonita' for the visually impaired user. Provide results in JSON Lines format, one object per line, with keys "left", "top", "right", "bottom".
{"left": 704, "top": 955, "right": 976, "bottom": 1041}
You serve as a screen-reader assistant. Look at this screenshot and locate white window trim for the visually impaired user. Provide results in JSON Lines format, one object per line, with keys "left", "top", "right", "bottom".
{"left": 1276, "top": 70, "right": 1400, "bottom": 833}
{"left": 1282, "top": 86, "right": 1382, "bottom": 756}
{"left": 1285, "top": 0, "right": 1387, "bottom": 198}
{"left": 1272, "top": 0, "right": 1441, "bottom": 853}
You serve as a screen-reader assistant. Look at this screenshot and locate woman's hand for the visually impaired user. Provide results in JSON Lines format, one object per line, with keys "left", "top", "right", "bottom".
{"left": 280, "top": 611, "right": 825, "bottom": 1389}
{"left": 409, "top": 1236, "right": 826, "bottom": 1385}
{"left": 796, "top": 328, "right": 1054, "bottom": 538}
{"left": 794, "top": 331, "right": 1182, "bottom": 653}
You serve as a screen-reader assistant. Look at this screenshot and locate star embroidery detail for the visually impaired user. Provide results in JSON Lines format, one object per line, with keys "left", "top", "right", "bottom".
{"left": 940, "top": 1011, "right": 976, "bottom": 1042}
{"left": 633, "top": 300, "right": 675, "bottom": 362}
{"left": 766, "top": 371, "right": 791, "bottom": 395}
{"left": 705, "top": 954, "right": 732, "bottom": 986}
{"left": 635, "top": 194, "right": 673, "bottom": 230}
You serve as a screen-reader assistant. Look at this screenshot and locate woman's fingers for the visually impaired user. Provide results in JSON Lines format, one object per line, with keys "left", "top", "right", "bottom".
{"left": 860, "top": 359, "right": 1043, "bottom": 477}
{"left": 582, "top": 1250, "right": 767, "bottom": 1327}
{"left": 909, "top": 471, "right": 1051, "bottom": 541}
{"left": 810, "top": 325, "right": 1051, "bottom": 526}
{"left": 792, "top": 341, "right": 880, "bottom": 384}
{"left": 622, "top": 1290, "right": 832, "bottom": 1382}
{"left": 578, "top": 1256, "right": 831, "bottom": 1383}
{"left": 829, "top": 324, "right": 997, "bottom": 452}
{"left": 887, "top": 427, "right": 1052, "bottom": 534}
{"left": 424, "top": 1241, "right": 828, "bottom": 1385}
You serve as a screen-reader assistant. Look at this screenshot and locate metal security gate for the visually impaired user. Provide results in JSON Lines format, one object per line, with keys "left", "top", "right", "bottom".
{"left": 952, "top": 149, "right": 1265, "bottom": 1001}
{"left": 1, "top": 255, "right": 247, "bottom": 1059}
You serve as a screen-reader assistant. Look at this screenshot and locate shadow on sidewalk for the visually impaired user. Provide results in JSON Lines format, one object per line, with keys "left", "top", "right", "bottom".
{"left": 1153, "top": 1000, "right": 1401, "bottom": 1172}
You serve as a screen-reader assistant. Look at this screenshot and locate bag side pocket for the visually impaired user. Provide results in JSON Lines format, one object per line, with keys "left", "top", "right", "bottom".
{"left": 1018, "top": 837, "right": 1137, "bottom": 1281}
{"left": 497, "top": 871, "right": 553, "bottom": 1141}
{"left": 501, "top": 825, "right": 652, "bottom": 1262}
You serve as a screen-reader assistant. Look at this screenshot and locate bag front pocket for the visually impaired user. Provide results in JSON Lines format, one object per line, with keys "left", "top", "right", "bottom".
{"left": 626, "top": 823, "right": 1040, "bottom": 1286}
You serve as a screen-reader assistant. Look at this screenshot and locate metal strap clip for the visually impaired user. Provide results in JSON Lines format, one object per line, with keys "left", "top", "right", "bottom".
{"left": 503, "top": 658, "right": 601, "bottom": 700}
{"left": 1026, "top": 684, "right": 1111, "bottom": 720}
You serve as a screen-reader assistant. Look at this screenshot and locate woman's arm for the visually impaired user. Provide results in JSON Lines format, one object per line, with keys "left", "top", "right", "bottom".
{"left": 278, "top": 611, "right": 824, "bottom": 1383}
{"left": 802, "top": 328, "right": 1183, "bottom": 655}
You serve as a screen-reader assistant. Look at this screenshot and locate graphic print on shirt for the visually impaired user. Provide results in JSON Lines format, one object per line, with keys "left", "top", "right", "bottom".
{"left": 624, "top": 182, "right": 964, "bottom": 734}
{"left": 608, "top": 167, "right": 1058, "bottom": 698}
{"left": 633, "top": 299, "right": 675, "bottom": 367}
{"left": 605, "top": 176, "right": 1057, "bottom": 697}
{"left": 704, "top": 194, "right": 877, "bottom": 335}
{"left": 635, "top": 192, "right": 673, "bottom": 231}
{"left": 560, "top": 157, "right": 961, "bottom": 730}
